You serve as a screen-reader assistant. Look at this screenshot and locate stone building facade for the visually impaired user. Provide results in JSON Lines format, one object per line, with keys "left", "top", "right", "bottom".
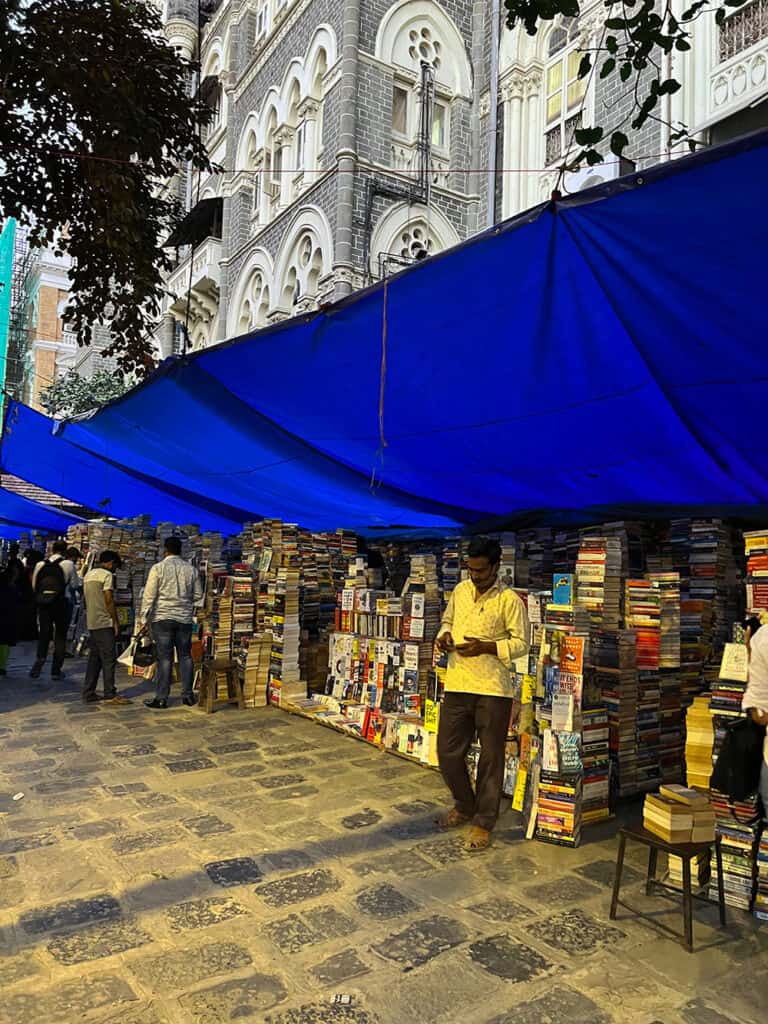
{"left": 157, "top": 0, "right": 768, "bottom": 355}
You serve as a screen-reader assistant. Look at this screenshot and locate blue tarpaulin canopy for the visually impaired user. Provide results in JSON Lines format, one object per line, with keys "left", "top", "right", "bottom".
{"left": 2, "top": 131, "right": 767, "bottom": 532}
{"left": 0, "top": 484, "right": 84, "bottom": 537}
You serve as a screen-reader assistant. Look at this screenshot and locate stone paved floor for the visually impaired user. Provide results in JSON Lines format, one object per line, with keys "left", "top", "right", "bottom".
{"left": 1, "top": 644, "right": 767, "bottom": 1024}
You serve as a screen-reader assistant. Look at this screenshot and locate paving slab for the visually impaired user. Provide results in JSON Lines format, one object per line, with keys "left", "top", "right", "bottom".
{"left": 0, "top": 645, "right": 763, "bottom": 1024}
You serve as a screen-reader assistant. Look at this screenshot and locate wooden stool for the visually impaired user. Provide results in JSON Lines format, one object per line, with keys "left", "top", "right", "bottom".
{"left": 198, "top": 658, "right": 245, "bottom": 714}
{"left": 610, "top": 823, "right": 726, "bottom": 953}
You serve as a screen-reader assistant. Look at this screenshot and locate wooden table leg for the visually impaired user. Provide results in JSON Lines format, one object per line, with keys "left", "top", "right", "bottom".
{"left": 646, "top": 846, "right": 658, "bottom": 896}
{"left": 610, "top": 833, "right": 626, "bottom": 920}
{"left": 715, "top": 835, "right": 726, "bottom": 928}
{"left": 682, "top": 856, "right": 694, "bottom": 953}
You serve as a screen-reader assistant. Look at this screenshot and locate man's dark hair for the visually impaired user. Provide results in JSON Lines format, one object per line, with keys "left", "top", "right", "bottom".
{"left": 99, "top": 550, "right": 121, "bottom": 568}
{"left": 66, "top": 546, "right": 81, "bottom": 560}
{"left": 52, "top": 539, "right": 68, "bottom": 555}
{"left": 467, "top": 536, "right": 502, "bottom": 565}
{"left": 164, "top": 536, "right": 182, "bottom": 556}
{"left": 745, "top": 616, "right": 762, "bottom": 636}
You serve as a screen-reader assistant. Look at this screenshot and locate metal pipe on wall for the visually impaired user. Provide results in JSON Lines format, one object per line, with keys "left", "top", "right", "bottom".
{"left": 486, "top": 0, "right": 501, "bottom": 227}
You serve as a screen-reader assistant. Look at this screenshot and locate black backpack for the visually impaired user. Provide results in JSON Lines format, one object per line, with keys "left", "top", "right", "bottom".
{"left": 34, "top": 560, "right": 66, "bottom": 605}
{"left": 710, "top": 716, "right": 766, "bottom": 803}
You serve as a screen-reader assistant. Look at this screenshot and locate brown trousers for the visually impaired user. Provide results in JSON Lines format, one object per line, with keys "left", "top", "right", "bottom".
{"left": 437, "top": 691, "right": 513, "bottom": 831}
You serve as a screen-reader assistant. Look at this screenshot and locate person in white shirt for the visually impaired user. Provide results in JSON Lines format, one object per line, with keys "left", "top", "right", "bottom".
{"left": 742, "top": 617, "right": 768, "bottom": 815}
{"left": 140, "top": 536, "right": 203, "bottom": 709}
{"left": 29, "top": 539, "right": 79, "bottom": 680}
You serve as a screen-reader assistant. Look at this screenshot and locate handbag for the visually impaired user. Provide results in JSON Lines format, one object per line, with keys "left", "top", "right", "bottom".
{"left": 710, "top": 715, "right": 766, "bottom": 803}
{"left": 117, "top": 637, "right": 157, "bottom": 679}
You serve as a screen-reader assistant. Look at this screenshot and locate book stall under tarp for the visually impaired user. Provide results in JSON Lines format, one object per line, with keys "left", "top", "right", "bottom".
{"left": 37, "top": 513, "right": 763, "bottom": 881}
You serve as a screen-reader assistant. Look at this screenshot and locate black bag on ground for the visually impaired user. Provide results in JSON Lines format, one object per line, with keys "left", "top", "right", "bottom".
{"left": 34, "top": 560, "right": 66, "bottom": 605}
{"left": 710, "top": 716, "right": 766, "bottom": 802}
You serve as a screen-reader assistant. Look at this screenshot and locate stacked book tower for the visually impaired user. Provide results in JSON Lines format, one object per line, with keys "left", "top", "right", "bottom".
{"left": 744, "top": 529, "right": 768, "bottom": 614}
{"left": 684, "top": 695, "right": 715, "bottom": 790}
{"left": 575, "top": 535, "right": 622, "bottom": 630}
{"left": 755, "top": 823, "right": 768, "bottom": 923}
{"left": 591, "top": 630, "right": 639, "bottom": 797}
{"left": 709, "top": 790, "right": 761, "bottom": 911}
{"left": 516, "top": 528, "right": 553, "bottom": 591}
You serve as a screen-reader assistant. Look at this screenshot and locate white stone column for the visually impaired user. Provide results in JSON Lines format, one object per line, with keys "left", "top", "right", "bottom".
{"left": 276, "top": 128, "right": 293, "bottom": 209}
{"left": 298, "top": 98, "right": 320, "bottom": 185}
{"left": 258, "top": 149, "right": 271, "bottom": 223}
{"left": 502, "top": 73, "right": 525, "bottom": 218}
{"left": 523, "top": 71, "right": 542, "bottom": 215}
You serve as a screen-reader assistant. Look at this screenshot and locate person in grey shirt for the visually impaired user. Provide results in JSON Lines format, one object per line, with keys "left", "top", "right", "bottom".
{"left": 82, "top": 550, "right": 130, "bottom": 705}
{"left": 140, "top": 536, "right": 203, "bottom": 709}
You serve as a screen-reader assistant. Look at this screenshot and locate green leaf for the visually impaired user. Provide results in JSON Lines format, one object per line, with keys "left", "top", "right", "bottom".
{"left": 574, "top": 126, "right": 605, "bottom": 146}
{"left": 585, "top": 149, "right": 605, "bottom": 166}
{"left": 600, "top": 57, "right": 616, "bottom": 78}
{"left": 676, "top": 38, "right": 692, "bottom": 50}
{"left": 658, "top": 79, "right": 682, "bottom": 95}
{"left": 620, "top": 62, "right": 633, "bottom": 82}
{"left": 606, "top": 35, "right": 619, "bottom": 54}
{"left": 610, "top": 131, "right": 629, "bottom": 157}
{"left": 578, "top": 53, "right": 592, "bottom": 78}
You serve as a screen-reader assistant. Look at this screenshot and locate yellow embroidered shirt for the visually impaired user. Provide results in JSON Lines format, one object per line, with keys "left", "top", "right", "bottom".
{"left": 437, "top": 579, "right": 530, "bottom": 697}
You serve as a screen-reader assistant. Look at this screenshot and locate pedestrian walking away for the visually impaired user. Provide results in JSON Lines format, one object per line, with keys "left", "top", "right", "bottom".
{"left": 29, "top": 540, "right": 80, "bottom": 679}
{"left": 0, "top": 568, "right": 19, "bottom": 676}
{"left": 140, "top": 536, "right": 203, "bottom": 709}
{"left": 82, "top": 550, "right": 131, "bottom": 705}
{"left": 434, "top": 536, "right": 529, "bottom": 852}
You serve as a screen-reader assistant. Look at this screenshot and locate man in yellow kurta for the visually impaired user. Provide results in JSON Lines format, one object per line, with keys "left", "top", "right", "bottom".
{"left": 435, "top": 536, "right": 529, "bottom": 851}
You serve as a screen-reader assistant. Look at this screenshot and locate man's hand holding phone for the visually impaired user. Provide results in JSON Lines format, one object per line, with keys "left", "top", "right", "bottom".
{"left": 455, "top": 637, "right": 497, "bottom": 658}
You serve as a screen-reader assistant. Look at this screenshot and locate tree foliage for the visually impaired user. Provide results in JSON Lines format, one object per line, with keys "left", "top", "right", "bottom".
{"left": 0, "top": 0, "right": 211, "bottom": 375}
{"left": 40, "top": 368, "right": 130, "bottom": 418}
{"left": 503, "top": 0, "right": 751, "bottom": 168}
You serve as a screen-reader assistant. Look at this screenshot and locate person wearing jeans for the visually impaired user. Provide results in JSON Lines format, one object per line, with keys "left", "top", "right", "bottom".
{"left": 152, "top": 621, "right": 194, "bottom": 703}
{"left": 140, "top": 536, "right": 203, "bottom": 709}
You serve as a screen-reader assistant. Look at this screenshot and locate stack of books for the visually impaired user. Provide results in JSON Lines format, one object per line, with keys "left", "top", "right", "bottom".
{"left": 643, "top": 793, "right": 696, "bottom": 842}
{"left": 239, "top": 631, "right": 272, "bottom": 707}
{"left": 709, "top": 642, "right": 749, "bottom": 717}
{"left": 580, "top": 705, "right": 611, "bottom": 823}
{"left": 755, "top": 827, "right": 768, "bottom": 923}
{"left": 636, "top": 671, "right": 662, "bottom": 791}
{"left": 744, "top": 529, "right": 768, "bottom": 613}
{"left": 684, "top": 695, "right": 714, "bottom": 790}
{"left": 575, "top": 536, "right": 622, "bottom": 630}
{"left": 668, "top": 851, "right": 710, "bottom": 890}
{"left": 536, "top": 763, "right": 583, "bottom": 847}
{"left": 516, "top": 528, "right": 553, "bottom": 592}
{"left": 659, "top": 670, "right": 684, "bottom": 784}
{"left": 625, "top": 578, "right": 661, "bottom": 669}
{"left": 592, "top": 630, "right": 639, "bottom": 797}
{"left": 709, "top": 790, "right": 761, "bottom": 911}
{"left": 643, "top": 785, "right": 715, "bottom": 843}
{"left": 649, "top": 571, "right": 681, "bottom": 668}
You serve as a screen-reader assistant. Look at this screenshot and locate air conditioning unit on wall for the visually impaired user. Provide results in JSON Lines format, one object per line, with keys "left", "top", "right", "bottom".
{"left": 563, "top": 155, "right": 635, "bottom": 196}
